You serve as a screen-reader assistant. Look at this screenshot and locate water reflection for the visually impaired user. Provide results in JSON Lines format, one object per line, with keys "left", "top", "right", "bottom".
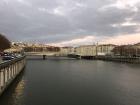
{"left": 0, "top": 59, "right": 140, "bottom": 105}
{"left": 0, "top": 70, "right": 25, "bottom": 105}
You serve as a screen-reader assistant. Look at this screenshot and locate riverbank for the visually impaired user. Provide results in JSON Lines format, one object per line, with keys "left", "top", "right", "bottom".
{"left": 95, "top": 56, "right": 140, "bottom": 63}
{"left": 68, "top": 54, "right": 140, "bottom": 63}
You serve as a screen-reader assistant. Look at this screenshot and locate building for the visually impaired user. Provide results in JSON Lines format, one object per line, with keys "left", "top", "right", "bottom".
{"left": 75, "top": 45, "right": 97, "bottom": 56}
{"left": 4, "top": 48, "right": 23, "bottom": 54}
{"left": 133, "top": 43, "right": 140, "bottom": 57}
{"left": 75, "top": 44, "right": 116, "bottom": 57}
{"left": 112, "top": 43, "right": 140, "bottom": 57}
{"left": 97, "top": 44, "right": 116, "bottom": 56}
{"left": 59, "top": 47, "right": 75, "bottom": 56}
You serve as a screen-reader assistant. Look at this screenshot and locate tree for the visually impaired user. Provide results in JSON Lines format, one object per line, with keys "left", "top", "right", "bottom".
{"left": 0, "top": 34, "right": 11, "bottom": 51}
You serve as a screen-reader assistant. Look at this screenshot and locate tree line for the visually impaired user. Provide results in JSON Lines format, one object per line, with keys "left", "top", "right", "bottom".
{"left": 0, "top": 33, "right": 11, "bottom": 51}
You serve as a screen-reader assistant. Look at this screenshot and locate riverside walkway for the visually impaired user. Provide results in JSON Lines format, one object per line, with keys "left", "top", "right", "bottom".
{"left": 0, "top": 56, "right": 26, "bottom": 96}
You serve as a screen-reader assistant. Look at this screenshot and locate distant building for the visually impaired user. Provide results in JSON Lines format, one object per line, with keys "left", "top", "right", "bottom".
{"left": 134, "top": 43, "right": 140, "bottom": 49}
{"left": 23, "top": 46, "right": 60, "bottom": 52}
{"left": 75, "top": 45, "right": 97, "bottom": 56}
{"left": 75, "top": 44, "right": 116, "bottom": 56}
{"left": 132, "top": 43, "right": 140, "bottom": 57}
{"left": 59, "top": 47, "right": 75, "bottom": 56}
{"left": 12, "top": 42, "right": 61, "bottom": 53}
{"left": 4, "top": 48, "right": 23, "bottom": 54}
{"left": 112, "top": 43, "right": 140, "bottom": 57}
{"left": 97, "top": 44, "right": 116, "bottom": 56}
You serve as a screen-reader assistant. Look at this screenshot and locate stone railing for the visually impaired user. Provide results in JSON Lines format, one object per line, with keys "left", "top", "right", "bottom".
{"left": 0, "top": 56, "right": 26, "bottom": 96}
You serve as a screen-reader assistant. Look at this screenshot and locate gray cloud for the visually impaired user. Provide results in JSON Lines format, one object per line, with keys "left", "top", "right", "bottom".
{"left": 0, "top": 0, "right": 140, "bottom": 43}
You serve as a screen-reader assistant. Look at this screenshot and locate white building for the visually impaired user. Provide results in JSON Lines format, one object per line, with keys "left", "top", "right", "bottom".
{"left": 97, "top": 44, "right": 116, "bottom": 56}
{"left": 59, "top": 47, "right": 75, "bottom": 56}
{"left": 75, "top": 45, "right": 97, "bottom": 56}
{"left": 75, "top": 44, "right": 116, "bottom": 56}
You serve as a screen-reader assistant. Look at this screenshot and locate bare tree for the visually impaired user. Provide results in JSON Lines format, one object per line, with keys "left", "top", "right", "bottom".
{"left": 0, "top": 34, "right": 11, "bottom": 51}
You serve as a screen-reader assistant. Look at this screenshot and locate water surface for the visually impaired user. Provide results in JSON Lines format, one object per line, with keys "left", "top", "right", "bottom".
{"left": 0, "top": 57, "right": 140, "bottom": 105}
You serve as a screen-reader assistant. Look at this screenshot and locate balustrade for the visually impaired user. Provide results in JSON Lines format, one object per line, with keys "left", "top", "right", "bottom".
{"left": 0, "top": 56, "right": 26, "bottom": 96}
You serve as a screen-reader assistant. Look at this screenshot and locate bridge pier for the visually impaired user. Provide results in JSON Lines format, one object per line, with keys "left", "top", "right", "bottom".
{"left": 43, "top": 55, "right": 47, "bottom": 60}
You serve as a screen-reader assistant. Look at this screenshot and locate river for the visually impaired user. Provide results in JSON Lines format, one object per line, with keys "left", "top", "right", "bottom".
{"left": 0, "top": 57, "right": 140, "bottom": 105}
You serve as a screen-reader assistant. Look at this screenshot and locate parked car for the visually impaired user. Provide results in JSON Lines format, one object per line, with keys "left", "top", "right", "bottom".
{"left": 2, "top": 56, "right": 15, "bottom": 60}
{"left": 1, "top": 52, "right": 19, "bottom": 61}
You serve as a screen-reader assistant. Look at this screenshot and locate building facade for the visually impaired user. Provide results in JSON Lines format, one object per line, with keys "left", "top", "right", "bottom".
{"left": 112, "top": 43, "right": 140, "bottom": 57}
{"left": 75, "top": 44, "right": 116, "bottom": 56}
{"left": 97, "top": 44, "right": 116, "bottom": 56}
{"left": 75, "top": 45, "right": 97, "bottom": 56}
{"left": 59, "top": 47, "right": 75, "bottom": 56}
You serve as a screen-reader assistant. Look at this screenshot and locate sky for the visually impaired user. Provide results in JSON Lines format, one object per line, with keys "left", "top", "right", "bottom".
{"left": 0, "top": 0, "right": 140, "bottom": 46}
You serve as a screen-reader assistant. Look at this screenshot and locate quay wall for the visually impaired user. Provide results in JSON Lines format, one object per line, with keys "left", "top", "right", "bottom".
{"left": 95, "top": 56, "right": 140, "bottom": 63}
{"left": 68, "top": 54, "right": 140, "bottom": 63}
{"left": 0, "top": 56, "right": 26, "bottom": 96}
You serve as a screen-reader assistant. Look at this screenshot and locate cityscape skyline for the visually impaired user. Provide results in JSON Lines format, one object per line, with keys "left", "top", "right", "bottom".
{"left": 10, "top": 33, "right": 140, "bottom": 47}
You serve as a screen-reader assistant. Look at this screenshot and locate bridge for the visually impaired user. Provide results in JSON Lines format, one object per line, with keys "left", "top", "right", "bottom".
{"left": 25, "top": 52, "right": 59, "bottom": 56}
{"left": 25, "top": 52, "right": 63, "bottom": 59}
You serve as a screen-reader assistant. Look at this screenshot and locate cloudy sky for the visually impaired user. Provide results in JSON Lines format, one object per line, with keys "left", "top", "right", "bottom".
{"left": 0, "top": 0, "right": 140, "bottom": 46}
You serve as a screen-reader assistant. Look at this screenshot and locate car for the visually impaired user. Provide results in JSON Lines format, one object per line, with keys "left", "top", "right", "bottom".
{"left": 2, "top": 56, "right": 15, "bottom": 60}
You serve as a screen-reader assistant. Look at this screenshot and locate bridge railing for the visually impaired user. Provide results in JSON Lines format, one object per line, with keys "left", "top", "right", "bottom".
{"left": 0, "top": 56, "right": 26, "bottom": 96}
